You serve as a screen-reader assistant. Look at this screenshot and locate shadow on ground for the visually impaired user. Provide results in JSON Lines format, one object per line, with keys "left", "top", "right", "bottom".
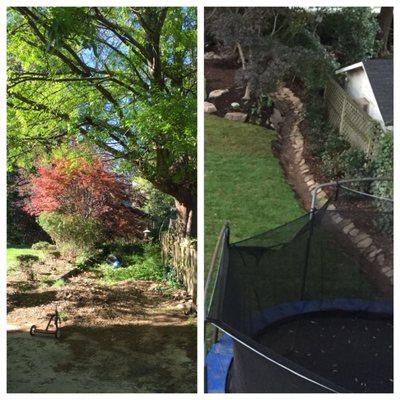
{"left": 8, "top": 323, "right": 196, "bottom": 393}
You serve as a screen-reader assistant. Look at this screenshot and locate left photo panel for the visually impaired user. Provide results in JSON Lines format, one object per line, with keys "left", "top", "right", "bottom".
{"left": 7, "top": 7, "right": 197, "bottom": 393}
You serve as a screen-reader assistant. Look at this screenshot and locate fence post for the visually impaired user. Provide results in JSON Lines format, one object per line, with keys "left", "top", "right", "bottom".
{"left": 160, "top": 231, "right": 197, "bottom": 301}
{"left": 339, "top": 96, "right": 346, "bottom": 135}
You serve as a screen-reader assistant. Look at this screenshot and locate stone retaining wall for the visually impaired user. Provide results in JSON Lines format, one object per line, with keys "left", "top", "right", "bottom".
{"left": 273, "top": 87, "right": 393, "bottom": 286}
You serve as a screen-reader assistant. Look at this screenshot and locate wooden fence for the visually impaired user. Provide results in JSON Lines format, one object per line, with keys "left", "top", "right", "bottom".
{"left": 161, "top": 232, "right": 197, "bottom": 301}
{"left": 325, "top": 77, "right": 382, "bottom": 156}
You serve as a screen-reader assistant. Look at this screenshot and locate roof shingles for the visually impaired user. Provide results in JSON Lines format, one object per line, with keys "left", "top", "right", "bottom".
{"left": 362, "top": 59, "right": 393, "bottom": 126}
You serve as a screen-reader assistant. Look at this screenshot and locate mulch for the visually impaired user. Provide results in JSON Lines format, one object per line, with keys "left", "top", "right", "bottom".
{"left": 205, "top": 59, "right": 247, "bottom": 117}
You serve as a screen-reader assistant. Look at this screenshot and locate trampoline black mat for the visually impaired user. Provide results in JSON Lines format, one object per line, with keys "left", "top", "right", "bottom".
{"left": 255, "top": 311, "right": 393, "bottom": 393}
{"left": 208, "top": 185, "right": 393, "bottom": 393}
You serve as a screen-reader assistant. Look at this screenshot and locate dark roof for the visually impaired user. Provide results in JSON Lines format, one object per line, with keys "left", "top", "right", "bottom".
{"left": 363, "top": 59, "right": 393, "bottom": 125}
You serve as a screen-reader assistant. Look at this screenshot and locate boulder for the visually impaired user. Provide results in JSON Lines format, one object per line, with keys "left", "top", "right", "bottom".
{"left": 270, "top": 108, "right": 284, "bottom": 128}
{"left": 209, "top": 88, "right": 229, "bottom": 99}
{"left": 204, "top": 51, "right": 222, "bottom": 60}
{"left": 231, "top": 102, "right": 240, "bottom": 110}
{"left": 224, "top": 112, "right": 247, "bottom": 122}
{"left": 204, "top": 101, "right": 217, "bottom": 114}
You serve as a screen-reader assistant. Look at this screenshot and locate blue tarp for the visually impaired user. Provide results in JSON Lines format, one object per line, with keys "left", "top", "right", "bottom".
{"left": 206, "top": 298, "right": 393, "bottom": 393}
{"left": 206, "top": 334, "right": 233, "bottom": 393}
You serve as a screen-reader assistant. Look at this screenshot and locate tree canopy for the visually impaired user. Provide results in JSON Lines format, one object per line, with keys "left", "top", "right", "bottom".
{"left": 205, "top": 7, "right": 387, "bottom": 98}
{"left": 7, "top": 7, "right": 197, "bottom": 235}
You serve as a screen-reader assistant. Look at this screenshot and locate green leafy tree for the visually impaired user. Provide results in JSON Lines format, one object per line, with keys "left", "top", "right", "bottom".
{"left": 7, "top": 7, "right": 197, "bottom": 236}
{"left": 205, "top": 7, "right": 335, "bottom": 97}
{"left": 317, "top": 7, "right": 381, "bottom": 65}
{"left": 376, "top": 7, "right": 393, "bottom": 57}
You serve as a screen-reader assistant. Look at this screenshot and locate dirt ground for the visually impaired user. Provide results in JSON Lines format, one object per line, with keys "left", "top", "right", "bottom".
{"left": 205, "top": 58, "right": 247, "bottom": 117}
{"left": 7, "top": 261, "right": 196, "bottom": 393}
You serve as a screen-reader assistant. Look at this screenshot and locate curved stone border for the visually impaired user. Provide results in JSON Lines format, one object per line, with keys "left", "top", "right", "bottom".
{"left": 274, "top": 87, "right": 393, "bottom": 286}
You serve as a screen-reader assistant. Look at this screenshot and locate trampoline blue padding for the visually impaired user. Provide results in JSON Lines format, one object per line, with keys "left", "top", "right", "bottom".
{"left": 251, "top": 298, "right": 393, "bottom": 335}
{"left": 206, "top": 333, "right": 233, "bottom": 393}
{"left": 205, "top": 299, "right": 392, "bottom": 393}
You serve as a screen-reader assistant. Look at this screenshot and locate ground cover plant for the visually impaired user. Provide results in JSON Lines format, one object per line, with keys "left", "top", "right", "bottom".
{"left": 93, "top": 243, "right": 170, "bottom": 284}
{"left": 7, "top": 248, "right": 43, "bottom": 274}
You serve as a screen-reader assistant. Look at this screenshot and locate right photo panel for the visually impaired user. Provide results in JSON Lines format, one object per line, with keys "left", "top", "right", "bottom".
{"left": 204, "top": 7, "right": 393, "bottom": 393}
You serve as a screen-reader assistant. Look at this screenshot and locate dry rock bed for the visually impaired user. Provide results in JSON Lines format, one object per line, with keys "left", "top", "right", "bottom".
{"left": 7, "top": 265, "right": 196, "bottom": 393}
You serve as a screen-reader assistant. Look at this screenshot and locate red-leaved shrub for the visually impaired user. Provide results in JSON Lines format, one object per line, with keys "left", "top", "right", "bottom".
{"left": 23, "top": 155, "right": 147, "bottom": 253}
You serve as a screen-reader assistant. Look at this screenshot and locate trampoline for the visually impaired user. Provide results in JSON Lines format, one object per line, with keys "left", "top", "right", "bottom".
{"left": 205, "top": 179, "right": 393, "bottom": 393}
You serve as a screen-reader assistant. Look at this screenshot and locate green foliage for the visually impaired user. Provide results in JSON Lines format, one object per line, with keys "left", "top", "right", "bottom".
{"left": 38, "top": 212, "right": 104, "bottom": 258}
{"left": 31, "top": 241, "right": 53, "bottom": 251}
{"left": 57, "top": 310, "right": 69, "bottom": 321}
{"left": 207, "top": 8, "right": 337, "bottom": 97}
{"left": 317, "top": 7, "right": 381, "bottom": 65}
{"left": 339, "top": 148, "right": 371, "bottom": 177}
{"left": 133, "top": 176, "right": 174, "bottom": 234}
{"left": 75, "top": 249, "right": 105, "bottom": 271}
{"left": 96, "top": 243, "right": 167, "bottom": 284}
{"left": 7, "top": 7, "right": 197, "bottom": 211}
{"left": 7, "top": 172, "right": 51, "bottom": 247}
{"left": 16, "top": 254, "right": 39, "bottom": 269}
{"left": 52, "top": 279, "right": 66, "bottom": 288}
{"left": 248, "top": 94, "right": 274, "bottom": 125}
{"left": 7, "top": 248, "right": 42, "bottom": 273}
{"left": 371, "top": 131, "right": 393, "bottom": 199}
{"left": 133, "top": 177, "right": 174, "bottom": 215}
{"left": 39, "top": 276, "right": 55, "bottom": 288}
{"left": 305, "top": 95, "right": 372, "bottom": 180}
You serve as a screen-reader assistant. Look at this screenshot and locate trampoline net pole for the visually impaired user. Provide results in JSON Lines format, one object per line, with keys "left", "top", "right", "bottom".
{"left": 207, "top": 177, "right": 393, "bottom": 393}
{"left": 300, "top": 208, "right": 316, "bottom": 301}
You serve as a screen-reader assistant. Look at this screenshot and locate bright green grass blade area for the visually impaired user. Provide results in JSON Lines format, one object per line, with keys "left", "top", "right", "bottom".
{"left": 7, "top": 248, "right": 43, "bottom": 273}
{"left": 205, "top": 115, "right": 304, "bottom": 272}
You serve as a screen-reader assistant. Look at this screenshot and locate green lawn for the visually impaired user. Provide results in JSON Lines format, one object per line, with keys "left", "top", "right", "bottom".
{"left": 7, "top": 248, "right": 43, "bottom": 274}
{"left": 205, "top": 115, "right": 304, "bottom": 271}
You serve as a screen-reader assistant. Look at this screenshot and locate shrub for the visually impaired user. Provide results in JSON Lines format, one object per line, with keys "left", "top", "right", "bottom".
{"left": 16, "top": 254, "right": 39, "bottom": 269}
{"left": 371, "top": 131, "right": 393, "bottom": 199}
{"left": 323, "top": 130, "right": 350, "bottom": 155}
{"left": 338, "top": 148, "right": 370, "bottom": 179}
{"left": 97, "top": 243, "right": 167, "bottom": 284}
{"left": 317, "top": 8, "right": 381, "bottom": 65}
{"left": 38, "top": 212, "right": 104, "bottom": 258}
{"left": 31, "top": 241, "right": 52, "bottom": 251}
{"left": 48, "top": 250, "right": 62, "bottom": 259}
{"left": 22, "top": 153, "right": 148, "bottom": 256}
{"left": 369, "top": 131, "right": 393, "bottom": 234}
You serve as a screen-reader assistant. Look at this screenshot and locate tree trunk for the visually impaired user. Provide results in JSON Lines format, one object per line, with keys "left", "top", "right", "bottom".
{"left": 236, "top": 44, "right": 252, "bottom": 101}
{"left": 377, "top": 7, "right": 393, "bottom": 56}
{"left": 174, "top": 197, "right": 197, "bottom": 238}
{"left": 243, "top": 82, "right": 252, "bottom": 101}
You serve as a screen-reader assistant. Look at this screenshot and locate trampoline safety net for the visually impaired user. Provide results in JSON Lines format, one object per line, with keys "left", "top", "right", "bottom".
{"left": 206, "top": 183, "right": 393, "bottom": 393}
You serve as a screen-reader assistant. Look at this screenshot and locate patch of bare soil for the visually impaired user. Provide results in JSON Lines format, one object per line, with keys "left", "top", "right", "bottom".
{"left": 205, "top": 59, "right": 248, "bottom": 117}
{"left": 7, "top": 258, "right": 196, "bottom": 393}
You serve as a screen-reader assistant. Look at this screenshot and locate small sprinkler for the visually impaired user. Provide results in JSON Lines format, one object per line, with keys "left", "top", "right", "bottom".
{"left": 30, "top": 306, "right": 61, "bottom": 339}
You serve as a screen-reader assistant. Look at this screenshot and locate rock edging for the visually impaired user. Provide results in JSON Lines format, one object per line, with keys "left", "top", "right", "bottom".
{"left": 272, "top": 87, "right": 393, "bottom": 286}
